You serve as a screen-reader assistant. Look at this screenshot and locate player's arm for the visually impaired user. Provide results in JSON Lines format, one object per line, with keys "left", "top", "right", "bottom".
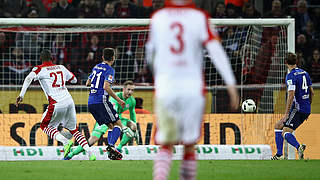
{"left": 62, "top": 66, "right": 77, "bottom": 84}
{"left": 284, "top": 90, "right": 295, "bottom": 115}
{"left": 86, "top": 72, "right": 93, "bottom": 87}
{"left": 16, "top": 71, "right": 37, "bottom": 107}
{"left": 205, "top": 40, "right": 239, "bottom": 110}
{"left": 129, "top": 99, "right": 137, "bottom": 123}
{"left": 103, "top": 81, "right": 125, "bottom": 108}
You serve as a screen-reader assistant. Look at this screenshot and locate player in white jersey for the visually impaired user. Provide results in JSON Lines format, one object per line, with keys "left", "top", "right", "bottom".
{"left": 15, "top": 49, "right": 96, "bottom": 160}
{"left": 146, "top": 0, "right": 239, "bottom": 179}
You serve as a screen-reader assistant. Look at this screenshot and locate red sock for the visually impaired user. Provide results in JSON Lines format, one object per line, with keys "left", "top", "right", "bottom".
{"left": 180, "top": 151, "right": 197, "bottom": 180}
{"left": 69, "top": 129, "right": 88, "bottom": 148}
{"left": 153, "top": 147, "right": 172, "bottom": 180}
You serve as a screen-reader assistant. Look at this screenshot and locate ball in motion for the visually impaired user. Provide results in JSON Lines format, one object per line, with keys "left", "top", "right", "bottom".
{"left": 241, "top": 99, "right": 256, "bottom": 112}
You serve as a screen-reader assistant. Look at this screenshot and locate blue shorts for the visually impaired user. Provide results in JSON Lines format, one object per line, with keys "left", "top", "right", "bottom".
{"left": 88, "top": 101, "right": 119, "bottom": 126}
{"left": 284, "top": 109, "right": 310, "bottom": 130}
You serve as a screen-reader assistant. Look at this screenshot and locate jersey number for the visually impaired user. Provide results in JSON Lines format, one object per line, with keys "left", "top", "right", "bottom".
{"left": 91, "top": 70, "right": 102, "bottom": 88}
{"left": 302, "top": 75, "right": 308, "bottom": 93}
{"left": 50, "top": 71, "right": 64, "bottom": 87}
{"left": 170, "top": 22, "right": 184, "bottom": 54}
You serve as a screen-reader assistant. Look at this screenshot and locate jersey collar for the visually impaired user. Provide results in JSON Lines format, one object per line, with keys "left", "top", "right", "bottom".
{"left": 165, "top": 1, "right": 196, "bottom": 8}
{"left": 42, "top": 61, "right": 54, "bottom": 66}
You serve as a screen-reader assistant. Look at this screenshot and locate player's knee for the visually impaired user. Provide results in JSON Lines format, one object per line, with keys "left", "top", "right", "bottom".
{"left": 274, "top": 121, "right": 283, "bottom": 130}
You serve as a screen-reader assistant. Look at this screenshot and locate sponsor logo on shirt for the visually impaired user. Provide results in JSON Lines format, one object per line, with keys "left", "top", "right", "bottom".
{"left": 108, "top": 75, "right": 113, "bottom": 81}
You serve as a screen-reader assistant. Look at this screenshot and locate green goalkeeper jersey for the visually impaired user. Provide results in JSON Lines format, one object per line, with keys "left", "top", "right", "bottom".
{"left": 110, "top": 92, "right": 136, "bottom": 122}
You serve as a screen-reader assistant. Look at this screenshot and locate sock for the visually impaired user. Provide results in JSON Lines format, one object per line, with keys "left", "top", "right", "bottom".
{"left": 109, "top": 126, "right": 121, "bottom": 146}
{"left": 284, "top": 132, "right": 300, "bottom": 149}
{"left": 69, "top": 129, "right": 90, "bottom": 152}
{"left": 107, "top": 130, "right": 113, "bottom": 145}
{"left": 117, "top": 133, "right": 132, "bottom": 150}
{"left": 68, "top": 145, "right": 85, "bottom": 158}
{"left": 153, "top": 146, "right": 172, "bottom": 180}
{"left": 275, "top": 129, "right": 284, "bottom": 156}
{"left": 180, "top": 152, "right": 197, "bottom": 180}
{"left": 43, "top": 126, "right": 68, "bottom": 145}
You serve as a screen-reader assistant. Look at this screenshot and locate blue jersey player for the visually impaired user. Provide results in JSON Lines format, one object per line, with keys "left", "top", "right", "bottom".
{"left": 272, "top": 52, "right": 314, "bottom": 160}
{"left": 86, "top": 48, "right": 125, "bottom": 160}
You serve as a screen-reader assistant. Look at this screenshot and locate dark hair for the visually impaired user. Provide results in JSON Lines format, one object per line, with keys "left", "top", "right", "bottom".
{"left": 123, "top": 80, "right": 134, "bottom": 87}
{"left": 103, "top": 48, "right": 115, "bottom": 61}
{"left": 40, "top": 49, "right": 52, "bottom": 61}
{"left": 285, "top": 52, "right": 297, "bottom": 65}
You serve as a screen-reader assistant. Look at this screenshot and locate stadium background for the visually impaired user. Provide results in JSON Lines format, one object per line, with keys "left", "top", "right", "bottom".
{"left": 1, "top": 0, "right": 320, "bottom": 160}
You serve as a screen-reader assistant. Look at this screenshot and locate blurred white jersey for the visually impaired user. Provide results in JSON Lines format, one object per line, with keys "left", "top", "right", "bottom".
{"left": 31, "top": 61, "right": 75, "bottom": 103}
{"left": 146, "top": 3, "right": 236, "bottom": 144}
{"left": 146, "top": 4, "right": 235, "bottom": 98}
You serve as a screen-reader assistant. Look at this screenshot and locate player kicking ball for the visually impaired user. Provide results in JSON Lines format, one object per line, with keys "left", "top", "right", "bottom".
{"left": 16, "top": 49, "right": 96, "bottom": 161}
{"left": 64, "top": 80, "right": 139, "bottom": 160}
{"left": 272, "top": 52, "right": 314, "bottom": 160}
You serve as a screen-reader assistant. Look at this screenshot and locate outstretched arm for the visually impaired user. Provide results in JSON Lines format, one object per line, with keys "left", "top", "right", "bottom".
{"left": 16, "top": 72, "right": 36, "bottom": 107}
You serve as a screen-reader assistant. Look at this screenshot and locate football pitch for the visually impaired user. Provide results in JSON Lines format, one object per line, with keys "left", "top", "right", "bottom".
{"left": 0, "top": 160, "right": 319, "bottom": 180}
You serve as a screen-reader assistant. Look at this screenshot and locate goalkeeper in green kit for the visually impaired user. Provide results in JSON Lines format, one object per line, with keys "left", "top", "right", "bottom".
{"left": 64, "top": 80, "right": 139, "bottom": 160}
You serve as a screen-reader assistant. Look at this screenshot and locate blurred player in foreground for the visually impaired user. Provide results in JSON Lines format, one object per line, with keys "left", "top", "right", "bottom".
{"left": 272, "top": 52, "right": 314, "bottom": 160}
{"left": 146, "top": 0, "right": 239, "bottom": 179}
{"left": 64, "top": 80, "right": 138, "bottom": 160}
{"left": 84, "top": 47, "right": 125, "bottom": 160}
{"left": 16, "top": 49, "right": 96, "bottom": 160}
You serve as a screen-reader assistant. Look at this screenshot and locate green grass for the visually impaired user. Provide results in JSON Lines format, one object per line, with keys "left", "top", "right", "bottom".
{"left": 0, "top": 160, "right": 319, "bottom": 180}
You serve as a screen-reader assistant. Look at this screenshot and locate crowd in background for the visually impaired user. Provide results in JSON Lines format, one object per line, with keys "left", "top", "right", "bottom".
{"left": 1, "top": 0, "right": 320, "bottom": 85}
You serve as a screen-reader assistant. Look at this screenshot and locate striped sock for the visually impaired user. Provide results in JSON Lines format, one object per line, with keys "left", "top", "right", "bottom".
{"left": 43, "top": 126, "right": 68, "bottom": 145}
{"left": 153, "top": 147, "right": 172, "bottom": 180}
{"left": 70, "top": 130, "right": 89, "bottom": 151}
{"left": 180, "top": 152, "right": 197, "bottom": 180}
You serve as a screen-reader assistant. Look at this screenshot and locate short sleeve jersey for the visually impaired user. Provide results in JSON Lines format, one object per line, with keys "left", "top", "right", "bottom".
{"left": 32, "top": 61, "right": 75, "bottom": 102}
{"left": 88, "top": 62, "right": 115, "bottom": 104}
{"left": 286, "top": 68, "right": 312, "bottom": 114}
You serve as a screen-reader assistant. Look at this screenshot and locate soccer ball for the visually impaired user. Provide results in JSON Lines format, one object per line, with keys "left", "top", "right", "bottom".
{"left": 241, "top": 99, "right": 256, "bottom": 112}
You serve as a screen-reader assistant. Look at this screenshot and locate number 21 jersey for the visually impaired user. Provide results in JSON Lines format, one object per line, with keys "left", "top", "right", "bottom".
{"left": 88, "top": 62, "right": 115, "bottom": 105}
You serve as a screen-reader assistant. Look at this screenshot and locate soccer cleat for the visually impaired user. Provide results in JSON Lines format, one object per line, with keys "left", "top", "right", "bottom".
{"left": 106, "top": 145, "right": 123, "bottom": 160}
{"left": 89, "top": 154, "right": 96, "bottom": 161}
{"left": 271, "top": 154, "right": 284, "bottom": 160}
{"left": 63, "top": 156, "right": 72, "bottom": 160}
{"left": 63, "top": 140, "right": 73, "bottom": 158}
{"left": 298, "top": 144, "right": 306, "bottom": 160}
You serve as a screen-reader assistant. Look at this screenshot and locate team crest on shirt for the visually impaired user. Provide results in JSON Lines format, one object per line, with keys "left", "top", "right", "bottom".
{"left": 108, "top": 75, "right": 113, "bottom": 81}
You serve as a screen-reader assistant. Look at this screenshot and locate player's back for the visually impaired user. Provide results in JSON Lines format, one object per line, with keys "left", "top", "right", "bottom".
{"left": 88, "top": 62, "right": 114, "bottom": 104}
{"left": 34, "top": 62, "right": 73, "bottom": 102}
{"left": 287, "top": 68, "right": 312, "bottom": 114}
{"left": 149, "top": 5, "right": 216, "bottom": 96}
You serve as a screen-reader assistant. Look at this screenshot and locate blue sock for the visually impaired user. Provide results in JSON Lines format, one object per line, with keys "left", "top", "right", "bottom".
{"left": 275, "top": 130, "right": 284, "bottom": 156}
{"left": 284, "top": 132, "right": 300, "bottom": 150}
{"left": 109, "top": 126, "right": 121, "bottom": 146}
{"left": 107, "top": 130, "right": 113, "bottom": 145}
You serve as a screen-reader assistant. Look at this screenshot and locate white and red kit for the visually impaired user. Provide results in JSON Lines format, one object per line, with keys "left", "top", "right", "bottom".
{"left": 19, "top": 61, "right": 78, "bottom": 131}
{"left": 146, "top": 3, "right": 236, "bottom": 145}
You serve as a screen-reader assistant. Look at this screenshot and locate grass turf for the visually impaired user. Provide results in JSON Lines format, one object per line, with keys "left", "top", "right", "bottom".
{"left": 0, "top": 160, "right": 319, "bottom": 180}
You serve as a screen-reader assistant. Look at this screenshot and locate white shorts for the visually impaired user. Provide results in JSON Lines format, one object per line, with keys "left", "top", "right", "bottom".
{"left": 155, "top": 95, "right": 205, "bottom": 145}
{"left": 40, "top": 97, "right": 77, "bottom": 131}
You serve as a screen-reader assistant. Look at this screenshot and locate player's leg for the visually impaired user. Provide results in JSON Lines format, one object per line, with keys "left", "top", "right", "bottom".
{"left": 66, "top": 123, "right": 108, "bottom": 159}
{"left": 282, "top": 111, "right": 309, "bottom": 159}
{"left": 153, "top": 98, "right": 178, "bottom": 180}
{"left": 272, "top": 119, "right": 285, "bottom": 160}
{"left": 40, "top": 104, "right": 69, "bottom": 146}
{"left": 65, "top": 102, "right": 95, "bottom": 160}
{"left": 117, "top": 118, "right": 137, "bottom": 152}
{"left": 179, "top": 96, "right": 203, "bottom": 180}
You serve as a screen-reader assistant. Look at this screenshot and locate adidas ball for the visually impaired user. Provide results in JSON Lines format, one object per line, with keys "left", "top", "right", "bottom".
{"left": 241, "top": 99, "right": 256, "bottom": 112}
